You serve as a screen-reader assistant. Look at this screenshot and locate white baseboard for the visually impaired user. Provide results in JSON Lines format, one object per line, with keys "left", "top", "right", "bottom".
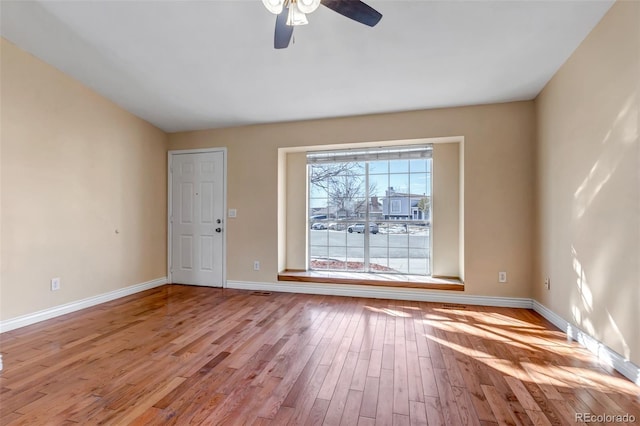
{"left": 0, "top": 277, "right": 167, "bottom": 333}
{"left": 532, "top": 300, "right": 639, "bottom": 386}
{"left": 226, "top": 280, "right": 533, "bottom": 308}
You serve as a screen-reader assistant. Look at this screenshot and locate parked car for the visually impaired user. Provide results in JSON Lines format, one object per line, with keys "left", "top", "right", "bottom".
{"left": 311, "top": 222, "right": 327, "bottom": 230}
{"left": 347, "top": 223, "right": 378, "bottom": 234}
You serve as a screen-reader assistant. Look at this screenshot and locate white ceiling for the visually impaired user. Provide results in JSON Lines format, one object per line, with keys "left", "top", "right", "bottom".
{"left": 1, "top": 0, "right": 613, "bottom": 132}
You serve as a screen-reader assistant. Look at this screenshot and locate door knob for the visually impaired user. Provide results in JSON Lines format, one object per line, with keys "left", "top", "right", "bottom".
{"left": 216, "top": 228, "right": 222, "bottom": 233}
{"left": 216, "top": 219, "right": 221, "bottom": 224}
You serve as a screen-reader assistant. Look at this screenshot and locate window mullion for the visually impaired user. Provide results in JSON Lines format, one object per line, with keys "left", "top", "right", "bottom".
{"left": 364, "top": 163, "right": 370, "bottom": 272}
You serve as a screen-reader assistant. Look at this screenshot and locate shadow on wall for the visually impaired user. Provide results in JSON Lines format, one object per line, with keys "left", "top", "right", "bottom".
{"left": 569, "top": 92, "right": 638, "bottom": 366}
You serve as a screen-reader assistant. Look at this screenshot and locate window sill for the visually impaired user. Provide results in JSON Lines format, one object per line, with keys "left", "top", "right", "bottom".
{"left": 278, "top": 270, "right": 464, "bottom": 291}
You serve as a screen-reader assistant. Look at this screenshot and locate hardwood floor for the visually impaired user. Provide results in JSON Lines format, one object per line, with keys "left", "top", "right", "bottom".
{"left": 0, "top": 285, "right": 638, "bottom": 425}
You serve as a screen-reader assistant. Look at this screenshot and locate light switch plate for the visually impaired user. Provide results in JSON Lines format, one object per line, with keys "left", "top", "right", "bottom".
{"left": 228, "top": 209, "right": 237, "bottom": 218}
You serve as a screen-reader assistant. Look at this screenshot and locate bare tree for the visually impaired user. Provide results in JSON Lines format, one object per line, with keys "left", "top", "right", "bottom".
{"left": 327, "top": 174, "right": 365, "bottom": 218}
{"left": 310, "top": 163, "right": 378, "bottom": 219}
{"left": 417, "top": 196, "right": 431, "bottom": 220}
{"left": 310, "top": 163, "right": 360, "bottom": 189}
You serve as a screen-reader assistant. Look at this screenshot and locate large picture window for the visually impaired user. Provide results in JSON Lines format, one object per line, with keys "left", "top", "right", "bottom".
{"left": 308, "top": 145, "right": 432, "bottom": 275}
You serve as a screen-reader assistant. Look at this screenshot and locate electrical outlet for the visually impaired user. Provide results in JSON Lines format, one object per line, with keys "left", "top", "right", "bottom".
{"left": 51, "top": 277, "right": 61, "bottom": 291}
{"left": 253, "top": 261, "right": 260, "bottom": 271}
{"left": 498, "top": 272, "right": 507, "bottom": 283}
{"left": 544, "top": 277, "right": 550, "bottom": 290}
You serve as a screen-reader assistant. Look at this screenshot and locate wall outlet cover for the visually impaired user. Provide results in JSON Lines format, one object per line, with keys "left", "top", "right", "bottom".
{"left": 51, "top": 277, "right": 61, "bottom": 291}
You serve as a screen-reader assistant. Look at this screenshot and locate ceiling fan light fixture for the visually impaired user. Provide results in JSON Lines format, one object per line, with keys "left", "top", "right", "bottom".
{"left": 262, "top": 0, "right": 285, "bottom": 15}
{"left": 269, "top": 0, "right": 382, "bottom": 48}
{"left": 286, "top": 3, "right": 309, "bottom": 26}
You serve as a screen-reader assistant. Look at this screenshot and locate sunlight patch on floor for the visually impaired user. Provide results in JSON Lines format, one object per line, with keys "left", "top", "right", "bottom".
{"left": 364, "top": 306, "right": 411, "bottom": 318}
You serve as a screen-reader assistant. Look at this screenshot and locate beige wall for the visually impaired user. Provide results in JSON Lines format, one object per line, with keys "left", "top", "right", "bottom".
{"left": 432, "top": 142, "right": 461, "bottom": 278}
{"left": 169, "top": 101, "right": 536, "bottom": 298}
{"left": 535, "top": 0, "right": 639, "bottom": 365}
{"left": 0, "top": 39, "right": 168, "bottom": 320}
{"left": 285, "top": 152, "right": 308, "bottom": 270}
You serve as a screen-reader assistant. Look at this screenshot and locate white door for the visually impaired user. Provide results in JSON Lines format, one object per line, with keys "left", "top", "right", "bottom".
{"left": 170, "top": 151, "right": 225, "bottom": 287}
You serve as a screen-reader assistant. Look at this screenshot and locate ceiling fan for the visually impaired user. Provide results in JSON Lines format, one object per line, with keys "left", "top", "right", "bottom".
{"left": 262, "top": 0, "right": 383, "bottom": 49}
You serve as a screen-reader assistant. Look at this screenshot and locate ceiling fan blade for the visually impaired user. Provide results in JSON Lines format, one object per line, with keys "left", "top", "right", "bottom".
{"left": 321, "top": 0, "right": 382, "bottom": 27}
{"left": 274, "top": 7, "right": 294, "bottom": 49}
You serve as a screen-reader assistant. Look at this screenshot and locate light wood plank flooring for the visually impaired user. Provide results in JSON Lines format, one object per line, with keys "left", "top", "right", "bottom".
{"left": 0, "top": 285, "right": 638, "bottom": 425}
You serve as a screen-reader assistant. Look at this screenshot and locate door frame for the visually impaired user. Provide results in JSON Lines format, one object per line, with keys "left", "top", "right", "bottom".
{"left": 167, "top": 148, "right": 228, "bottom": 287}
